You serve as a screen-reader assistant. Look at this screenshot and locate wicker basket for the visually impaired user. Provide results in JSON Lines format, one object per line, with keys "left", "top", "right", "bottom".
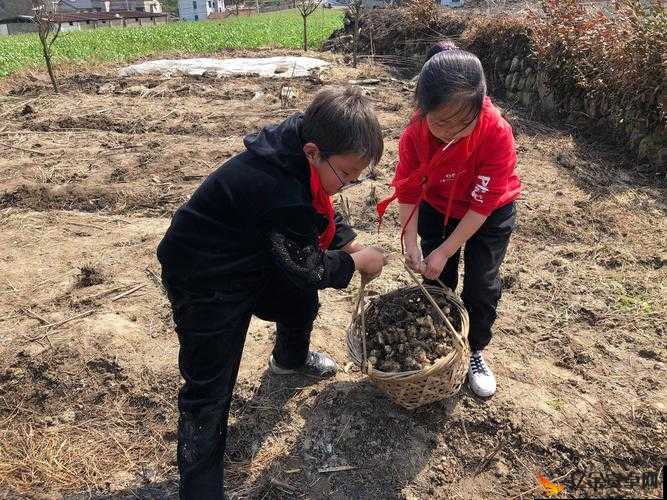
{"left": 347, "top": 271, "right": 470, "bottom": 410}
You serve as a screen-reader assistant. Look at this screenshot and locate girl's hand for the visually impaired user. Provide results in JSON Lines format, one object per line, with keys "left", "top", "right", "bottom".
{"left": 404, "top": 242, "right": 423, "bottom": 272}
{"left": 422, "top": 246, "right": 449, "bottom": 280}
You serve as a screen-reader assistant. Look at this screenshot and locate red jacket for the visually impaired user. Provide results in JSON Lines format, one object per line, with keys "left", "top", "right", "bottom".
{"left": 379, "top": 96, "right": 521, "bottom": 224}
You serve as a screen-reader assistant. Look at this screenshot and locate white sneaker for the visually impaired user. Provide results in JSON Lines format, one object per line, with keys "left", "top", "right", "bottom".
{"left": 468, "top": 351, "right": 496, "bottom": 397}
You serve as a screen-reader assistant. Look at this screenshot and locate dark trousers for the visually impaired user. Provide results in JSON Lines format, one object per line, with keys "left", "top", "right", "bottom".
{"left": 163, "top": 271, "right": 319, "bottom": 500}
{"left": 418, "top": 201, "right": 516, "bottom": 352}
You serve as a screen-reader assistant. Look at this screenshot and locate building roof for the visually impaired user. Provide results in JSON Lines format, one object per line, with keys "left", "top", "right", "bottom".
{"left": 0, "top": 10, "right": 166, "bottom": 23}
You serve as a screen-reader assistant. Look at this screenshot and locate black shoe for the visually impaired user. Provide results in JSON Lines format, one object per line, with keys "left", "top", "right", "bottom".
{"left": 268, "top": 351, "right": 337, "bottom": 378}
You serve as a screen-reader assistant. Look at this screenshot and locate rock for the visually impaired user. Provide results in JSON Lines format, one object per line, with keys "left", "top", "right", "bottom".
{"left": 521, "top": 91, "right": 533, "bottom": 107}
{"left": 60, "top": 409, "right": 76, "bottom": 423}
{"left": 251, "top": 91, "right": 264, "bottom": 101}
{"left": 638, "top": 134, "right": 665, "bottom": 163}
{"left": 536, "top": 71, "right": 550, "bottom": 98}
{"left": 97, "top": 82, "right": 116, "bottom": 94}
{"left": 540, "top": 94, "right": 556, "bottom": 115}
{"left": 31, "top": 493, "right": 63, "bottom": 500}
{"left": 21, "top": 104, "right": 35, "bottom": 115}
{"left": 19, "top": 342, "right": 47, "bottom": 358}
{"left": 348, "top": 78, "right": 381, "bottom": 85}
{"left": 509, "top": 56, "right": 520, "bottom": 72}
{"left": 107, "top": 470, "right": 134, "bottom": 492}
{"left": 4, "top": 367, "right": 25, "bottom": 380}
{"left": 123, "top": 85, "right": 149, "bottom": 95}
{"left": 584, "top": 98, "right": 597, "bottom": 119}
{"left": 280, "top": 85, "right": 298, "bottom": 103}
{"left": 142, "top": 466, "right": 158, "bottom": 484}
{"left": 656, "top": 147, "right": 667, "bottom": 168}
{"left": 504, "top": 74, "right": 513, "bottom": 89}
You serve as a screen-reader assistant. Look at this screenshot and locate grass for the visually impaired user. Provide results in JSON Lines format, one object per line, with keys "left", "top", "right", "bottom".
{"left": 0, "top": 8, "right": 343, "bottom": 78}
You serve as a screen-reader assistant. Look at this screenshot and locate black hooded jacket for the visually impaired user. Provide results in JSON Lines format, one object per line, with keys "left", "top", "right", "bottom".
{"left": 157, "top": 114, "right": 356, "bottom": 292}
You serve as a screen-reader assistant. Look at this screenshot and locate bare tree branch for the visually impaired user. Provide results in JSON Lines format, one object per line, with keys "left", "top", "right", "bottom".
{"left": 30, "top": 0, "right": 61, "bottom": 92}
{"left": 296, "top": 0, "right": 322, "bottom": 51}
{"left": 48, "top": 22, "right": 62, "bottom": 49}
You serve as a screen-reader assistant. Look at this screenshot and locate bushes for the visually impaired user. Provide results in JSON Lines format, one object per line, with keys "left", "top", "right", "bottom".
{"left": 530, "top": 0, "right": 666, "bottom": 144}
{"left": 325, "top": 2, "right": 666, "bottom": 163}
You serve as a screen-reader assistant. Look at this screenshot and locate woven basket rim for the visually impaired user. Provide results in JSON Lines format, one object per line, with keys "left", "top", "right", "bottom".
{"left": 347, "top": 284, "right": 470, "bottom": 384}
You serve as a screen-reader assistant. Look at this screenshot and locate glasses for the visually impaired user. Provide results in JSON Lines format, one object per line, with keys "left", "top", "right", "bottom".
{"left": 324, "top": 157, "right": 362, "bottom": 192}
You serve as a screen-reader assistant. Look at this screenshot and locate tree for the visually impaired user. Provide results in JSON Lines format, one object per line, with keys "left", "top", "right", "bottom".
{"left": 345, "top": 0, "right": 363, "bottom": 67}
{"left": 30, "top": 0, "right": 62, "bottom": 93}
{"left": 296, "top": 0, "right": 321, "bottom": 51}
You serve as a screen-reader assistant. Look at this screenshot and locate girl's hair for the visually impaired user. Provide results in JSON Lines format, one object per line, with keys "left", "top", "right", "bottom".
{"left": 416, "top": 40, "right": 487, "bottom": 120}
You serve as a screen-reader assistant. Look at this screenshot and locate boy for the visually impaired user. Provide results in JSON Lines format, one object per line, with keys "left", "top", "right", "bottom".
{"left": 157, "top": 86, "right": 386, "bottom": 499}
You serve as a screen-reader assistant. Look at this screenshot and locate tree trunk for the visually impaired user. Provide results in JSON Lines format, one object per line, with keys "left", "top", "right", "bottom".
{"left": 39, "top": 31, "right": 59, "bottom": 93}
{"left": 302, "top": 14, "right": 307, "bottom": 51}
{"left": 352, "top": 14, "right": 359, "bottom": 67}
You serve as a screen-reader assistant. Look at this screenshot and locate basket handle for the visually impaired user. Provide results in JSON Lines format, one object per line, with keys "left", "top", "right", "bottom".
{"left": 402, "top": 261, "right": 465, "bottom": 349}
{"left": 350, "top": 276, "right": 370, "bottom": 372}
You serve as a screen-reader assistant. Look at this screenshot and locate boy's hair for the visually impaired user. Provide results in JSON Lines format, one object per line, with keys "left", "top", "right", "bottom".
{"left": 301, "top": 86, "right": 384, "bottom": 166}
{"left": 416, "top": 40, "right": 487, "bottom": 120}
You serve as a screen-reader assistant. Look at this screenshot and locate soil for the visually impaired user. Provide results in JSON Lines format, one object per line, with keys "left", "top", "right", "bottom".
{"left": 0, "top": 50, "right": 665, "bottom": 499}
{"left": 363, "top": 288, "right": 458, "bottom": 373}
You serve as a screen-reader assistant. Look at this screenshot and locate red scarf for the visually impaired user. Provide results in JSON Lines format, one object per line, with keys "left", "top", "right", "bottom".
{"left": 309, "top": 164, "right": 336, "bottom": 250}
{"left": 376, "top": 112, "right": 484, "bottom": 252}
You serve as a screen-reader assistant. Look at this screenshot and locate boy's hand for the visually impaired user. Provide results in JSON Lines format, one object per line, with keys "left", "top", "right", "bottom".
{"left": 341, "top": 240, "right": 365, "bottom": 254}
{"left": 352, "top": 246, "right": 387, "bottom": 283}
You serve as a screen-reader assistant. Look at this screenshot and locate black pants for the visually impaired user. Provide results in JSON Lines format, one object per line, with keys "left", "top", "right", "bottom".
{"left": 163, "top": 271, "right": 318, "bottom": 500}
{"left": 418, "top": 201, "right": 516, "bottom": 352}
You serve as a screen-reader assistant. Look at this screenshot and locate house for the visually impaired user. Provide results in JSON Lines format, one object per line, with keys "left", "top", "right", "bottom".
{"left": 0, "top": 9, "right": 167, "bottom": 34}
{"left": 440, "top": 0, "right": 464, "bottom": 7}
{"left": 178, "top": 0, "right": 224, "bottom": 20}
{"left": 56, "top": 0, "right": 162, "bottom": 13}
{"left": 0, "top": 0, "right": 32, "bottom": 19}
{"left": 0, "top": 0, "right": 37, "bottom": 35}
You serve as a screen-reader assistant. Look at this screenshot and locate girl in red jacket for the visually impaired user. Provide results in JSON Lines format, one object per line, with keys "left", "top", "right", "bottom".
{"left": 378, "top": 41, "right": 521, "bottom": 397}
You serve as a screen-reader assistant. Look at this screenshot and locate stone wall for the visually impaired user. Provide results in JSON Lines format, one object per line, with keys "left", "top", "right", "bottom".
{"left": 491, "top": 54, "right": 666, "bottom": 168}
{"left": 325, "top": 8, "right": 666, "bottom": 170}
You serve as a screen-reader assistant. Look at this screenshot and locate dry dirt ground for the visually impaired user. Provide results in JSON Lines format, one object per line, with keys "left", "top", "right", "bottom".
{"left": 0, "top": 50, "right": 665, "bottom": 499}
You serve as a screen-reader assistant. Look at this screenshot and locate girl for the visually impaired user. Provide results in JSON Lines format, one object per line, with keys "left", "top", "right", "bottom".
{"left": 378, "top": 41, "right": 521, "bottom": 397}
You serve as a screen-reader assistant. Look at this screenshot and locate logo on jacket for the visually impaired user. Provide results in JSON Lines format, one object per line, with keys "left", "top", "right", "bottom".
{"left": 440, "top": 172, "right": 457, "bottom": 183}
{"left": 471, "top": 175, "right": 490, "bottom": 203}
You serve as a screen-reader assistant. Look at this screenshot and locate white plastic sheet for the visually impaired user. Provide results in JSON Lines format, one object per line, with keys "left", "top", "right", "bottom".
{"left": 118, "top": 56, "right": 329, "bottom": 78}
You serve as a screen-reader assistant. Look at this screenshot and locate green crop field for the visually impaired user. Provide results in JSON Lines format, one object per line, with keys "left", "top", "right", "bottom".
{"left": 0, "top": 9, "right": 343, "bottom": 77}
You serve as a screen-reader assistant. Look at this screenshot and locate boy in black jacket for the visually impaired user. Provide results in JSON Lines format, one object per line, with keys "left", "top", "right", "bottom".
{"left": 157, "top": 86, "right": 386, "bottom": 499}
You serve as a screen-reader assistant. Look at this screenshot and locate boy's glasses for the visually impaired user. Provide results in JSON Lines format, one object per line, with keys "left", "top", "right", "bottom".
{"left": 324, "top": 157, "right": 361, "bottom": 192}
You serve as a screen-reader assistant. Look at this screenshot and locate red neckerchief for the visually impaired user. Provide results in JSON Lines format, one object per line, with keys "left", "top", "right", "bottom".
{"left": 376, "top": 115, "right": 481, "bottom": 252}
{"left": 309, "top": 163, "right": 336, "bottom": 250}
